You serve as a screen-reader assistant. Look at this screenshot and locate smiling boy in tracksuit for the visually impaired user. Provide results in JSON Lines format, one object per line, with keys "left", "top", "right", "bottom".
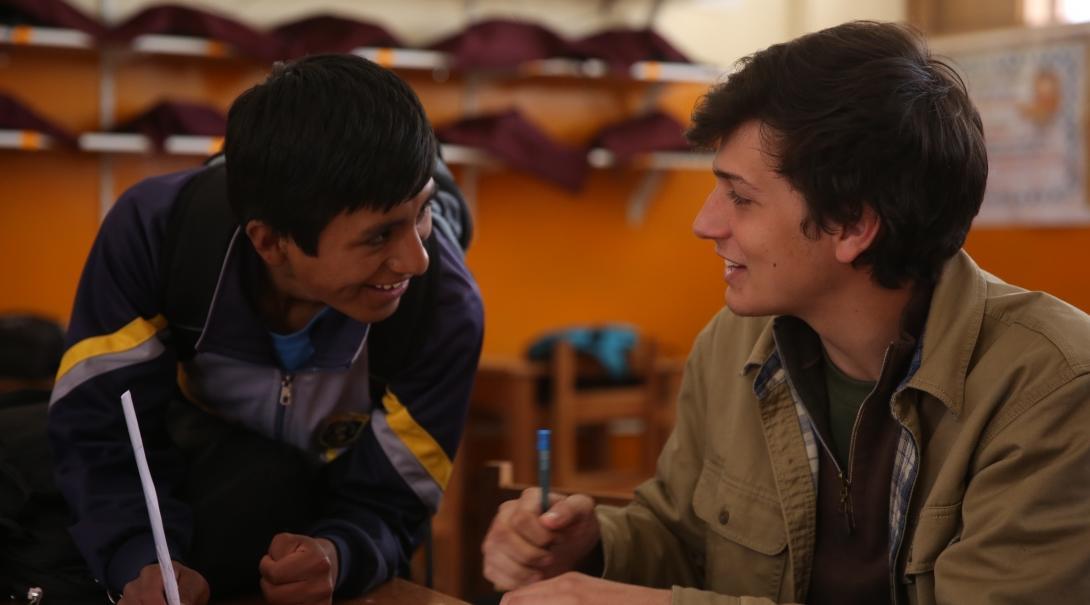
{"left": 48, "top": 54, "right": 483, "bottom": 605}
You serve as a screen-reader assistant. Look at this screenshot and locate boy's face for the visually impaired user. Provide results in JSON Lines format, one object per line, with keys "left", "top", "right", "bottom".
{"left": 278, "top": 179, "right": 435, "bottom": 325}
{"left": 692, "top": 121, "right": 846, "bottom": 318}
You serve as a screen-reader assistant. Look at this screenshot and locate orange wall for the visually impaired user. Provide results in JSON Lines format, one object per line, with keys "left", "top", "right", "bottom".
{"left": 0, "top": 151, "right": 99, "bottom": 323}
{"left": 3, "top": 47, "right": 1090, "bottom": 361}
{"left": 464, "top": 166, "right": 724, "bottom": 358}
{"left": 963, "top": 229, "right": 1090, "bottom": 309}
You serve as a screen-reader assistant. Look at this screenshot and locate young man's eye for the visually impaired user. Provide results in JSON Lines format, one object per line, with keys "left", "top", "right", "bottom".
{"left": 416, "top": 205, "right": 433, "bottom": 237}
{"left": 728, "top": 190, "right": 753, "bottom": 206}
{"left": 365, "top": 230, "right": 391, "bottom": 246}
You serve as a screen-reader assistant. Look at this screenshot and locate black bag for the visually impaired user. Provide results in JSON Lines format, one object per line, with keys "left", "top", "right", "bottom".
{"left": 0, "top": 392, "right": 104, "bottom": 604}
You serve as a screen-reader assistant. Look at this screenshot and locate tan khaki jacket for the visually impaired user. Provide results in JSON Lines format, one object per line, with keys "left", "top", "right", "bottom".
{"left": 597, "top": 251, "right": 1090, "bottom": 604}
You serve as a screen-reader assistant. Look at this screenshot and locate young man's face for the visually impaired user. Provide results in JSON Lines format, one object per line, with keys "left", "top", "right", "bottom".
{"left": 279, "top": 179, "right": 435, "bottom": 325}
{"left": 692, "top": 121, "right": 843, "bottom": 318}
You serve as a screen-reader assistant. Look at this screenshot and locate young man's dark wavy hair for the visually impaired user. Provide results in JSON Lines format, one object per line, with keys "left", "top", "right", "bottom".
{"left": 688, "top": 21, "right": 987, "bottom": 288}
{"left": 225, "top": 53, "right": 437, "bottom": 255}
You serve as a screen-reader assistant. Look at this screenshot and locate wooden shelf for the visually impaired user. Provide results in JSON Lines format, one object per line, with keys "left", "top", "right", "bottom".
{"left": 0, "top": 25, "right": 720, "bottom": 83}
{"left": 78, "top": 133, "right": 225, "bottom": 155}
{"left": 353, "top": 47, "right": 450, "bottom": 71}
{"left": 79, "top": 132, "right": 151, "bottom": 153}
{"left": 20, "top": 131, "right": 710, "bottom": 176}
{"left": 0, "top": 129, "right": 54, "bottom": 150}
{"left": 128, "top": 33, "right": 232, "bottom": 58}
{"left": 588, "top": 148, "right": 711, "bottom": 170}
{"left": 350, "top": 47, "right": 720, "bottom": 84}
{"left": 78, "top": 132, "right": 223, "bottom": 155}
{"left": 630, "top": 60, "right": 720, "bottom": 83}
{"left": 0, "top": 25, "right": 93, "bottom": 50}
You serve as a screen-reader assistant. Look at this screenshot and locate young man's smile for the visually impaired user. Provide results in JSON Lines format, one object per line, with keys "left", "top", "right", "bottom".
{"left": 359, "top": 278, "right": 411, "bottom": 303}
{"left": 723, "top": 257, "right": 747, "bottom": 281}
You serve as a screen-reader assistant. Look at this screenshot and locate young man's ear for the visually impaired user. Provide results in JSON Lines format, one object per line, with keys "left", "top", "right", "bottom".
{"left": 833, "top": 205, "right": 880, "bottom": 265}
{"left": 245, "top": 220, "right": 289, "bottom": 266}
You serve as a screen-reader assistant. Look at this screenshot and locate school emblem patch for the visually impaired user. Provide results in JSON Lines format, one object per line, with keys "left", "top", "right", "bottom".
{"left": 316, "top": 412, "right": 371, "bottom": 449}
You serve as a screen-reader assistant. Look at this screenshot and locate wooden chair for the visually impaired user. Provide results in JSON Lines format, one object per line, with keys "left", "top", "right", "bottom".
{"left": 549, "top": 338, "right": 660, "bottom": 491}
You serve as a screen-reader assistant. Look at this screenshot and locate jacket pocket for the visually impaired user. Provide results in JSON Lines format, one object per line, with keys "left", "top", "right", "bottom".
{"left": 692, "top": 461, "right": 788, "bottom": 598}
{"left": 904, "top": 501, "right": 962, "bottom": 575}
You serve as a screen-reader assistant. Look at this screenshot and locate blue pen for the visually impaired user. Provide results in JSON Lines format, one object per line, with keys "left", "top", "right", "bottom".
{"left": 537, "top": 429, "right": 551, "bottom": 514}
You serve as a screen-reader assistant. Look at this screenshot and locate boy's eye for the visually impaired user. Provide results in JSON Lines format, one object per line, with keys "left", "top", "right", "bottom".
{"left": 365, "top": 230, "right": 391, "bottom": 246}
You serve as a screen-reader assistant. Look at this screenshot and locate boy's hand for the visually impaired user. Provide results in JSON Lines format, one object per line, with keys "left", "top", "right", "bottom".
{"left": 119, "top": 561, "right": 209, "bottom": 605}
{"left": 259, "top": 533, "right": 339, "bottom": 605}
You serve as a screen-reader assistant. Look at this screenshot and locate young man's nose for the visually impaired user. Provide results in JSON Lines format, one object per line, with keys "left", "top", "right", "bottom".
{"left": 388, "top": 230, "right": 430, "bottom": 276}
{"left": 692, "top": 193, "right": 732, "bottom": 241}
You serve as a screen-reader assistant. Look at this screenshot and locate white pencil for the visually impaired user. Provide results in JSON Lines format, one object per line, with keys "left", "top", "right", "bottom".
{"left": 120, "top": 390, "right": 182, "bottom": 605}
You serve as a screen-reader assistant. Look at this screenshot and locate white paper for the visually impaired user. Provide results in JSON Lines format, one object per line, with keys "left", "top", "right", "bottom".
{"left": 120, "top": 390, "right": 182, "bottom": 605}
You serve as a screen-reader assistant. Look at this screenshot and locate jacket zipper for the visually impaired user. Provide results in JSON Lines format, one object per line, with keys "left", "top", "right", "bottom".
{"left": 837, "top": 344, "right": 894, "bottom": 535}
{"left": 275, "top": 372, "right": 294, "bottom": 440}
{"left": 773, "top": 333, "right": 894, "bottom": 536}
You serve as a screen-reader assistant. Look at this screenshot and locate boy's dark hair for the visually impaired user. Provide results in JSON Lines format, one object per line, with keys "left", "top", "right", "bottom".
{"left": 0, "top": 314, "right": 64, "bottom": 382}
{"left": 225, "top": 53, "right": 437, "bottom": 255}
{"left": 688, "top": 21, "right": 987, "bottom": 288}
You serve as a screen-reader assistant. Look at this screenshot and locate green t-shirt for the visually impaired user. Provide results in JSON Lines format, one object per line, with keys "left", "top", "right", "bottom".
{"left": 823, "top": 353, "right": 876, "bottom": 468}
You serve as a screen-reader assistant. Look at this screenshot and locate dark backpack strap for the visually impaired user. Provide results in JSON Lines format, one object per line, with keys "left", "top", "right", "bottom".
{"left": 159, "top": 163, "right": 238, "bottom": 361}
{"left": 430, "top": 159, "right": 472, "bottom": 252}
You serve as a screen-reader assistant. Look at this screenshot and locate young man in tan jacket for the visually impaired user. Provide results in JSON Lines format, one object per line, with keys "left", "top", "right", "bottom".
{"left": 482, "top": 20, "right": 1090, "bottom": 605}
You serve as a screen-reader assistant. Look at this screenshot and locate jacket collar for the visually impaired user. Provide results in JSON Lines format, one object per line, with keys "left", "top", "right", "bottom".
{"left": 195, "top": 229, "right": 369, "bottom": 368}
{"left": 742, "top": 250, "right": 986, "bottom": 416}
{"left": 901, "top": 250, "right": 987, "bottom": 416}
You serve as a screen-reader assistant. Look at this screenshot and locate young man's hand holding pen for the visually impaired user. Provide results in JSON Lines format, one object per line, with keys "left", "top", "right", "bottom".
{"left": 119, "top": 561, "right": 209, "bottom": 605}
{"left": 481, "top": 487, "right": 602, "bottom": 591}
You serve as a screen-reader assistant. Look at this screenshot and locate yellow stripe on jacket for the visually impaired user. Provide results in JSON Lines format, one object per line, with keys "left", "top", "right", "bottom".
{"left": 381, "top": 389, "right": 452, "bottom": 490}
{"left": 56, "top": 314, "right": 168, "bottom": 381}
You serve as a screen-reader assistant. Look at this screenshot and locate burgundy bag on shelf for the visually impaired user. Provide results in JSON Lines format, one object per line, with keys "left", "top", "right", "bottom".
{"left": 0, "top": 0, "right": 104, "bottom": 36}
{"left": 272, "top": 14, "right": 401, "bottom": 59}
{"left": 106, "top": 4, "right": 278, "bottom": 61}
{"left": 568, "top": 28, "right": 690, "bottom": 73}
{"left": 0, "top": 92, "right": 77, "bottom": 146}
{"left": 436, "top": 109, "right": 587, "bottom": 192}
{"left": 589, "top": 111, "right": 690, "bottom": 163}
{"left": 114, "top": 100, "right": 226, "bottom": 147}
{"left": 428, "top": 19, "right": 572, "bottom": 70}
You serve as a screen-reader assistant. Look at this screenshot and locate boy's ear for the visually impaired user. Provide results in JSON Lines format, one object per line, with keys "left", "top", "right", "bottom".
{"left": 834, "top": 205, "right": 880, "bottom": 265}
{"left": 245, "top": 220, "right": 288, "bottom": 266}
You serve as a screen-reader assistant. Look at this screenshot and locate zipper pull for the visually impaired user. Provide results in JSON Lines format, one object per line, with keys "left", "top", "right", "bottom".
{"left": 279, "top": 374, "right": 294, "bottom": 406}
{"left": 838, "top": 471, "right": 855, "bottom": 535}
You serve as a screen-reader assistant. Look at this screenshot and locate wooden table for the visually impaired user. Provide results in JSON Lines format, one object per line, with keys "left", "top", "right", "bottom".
{"left": 223, "top": 578, "right": 469, "bottom": 604}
